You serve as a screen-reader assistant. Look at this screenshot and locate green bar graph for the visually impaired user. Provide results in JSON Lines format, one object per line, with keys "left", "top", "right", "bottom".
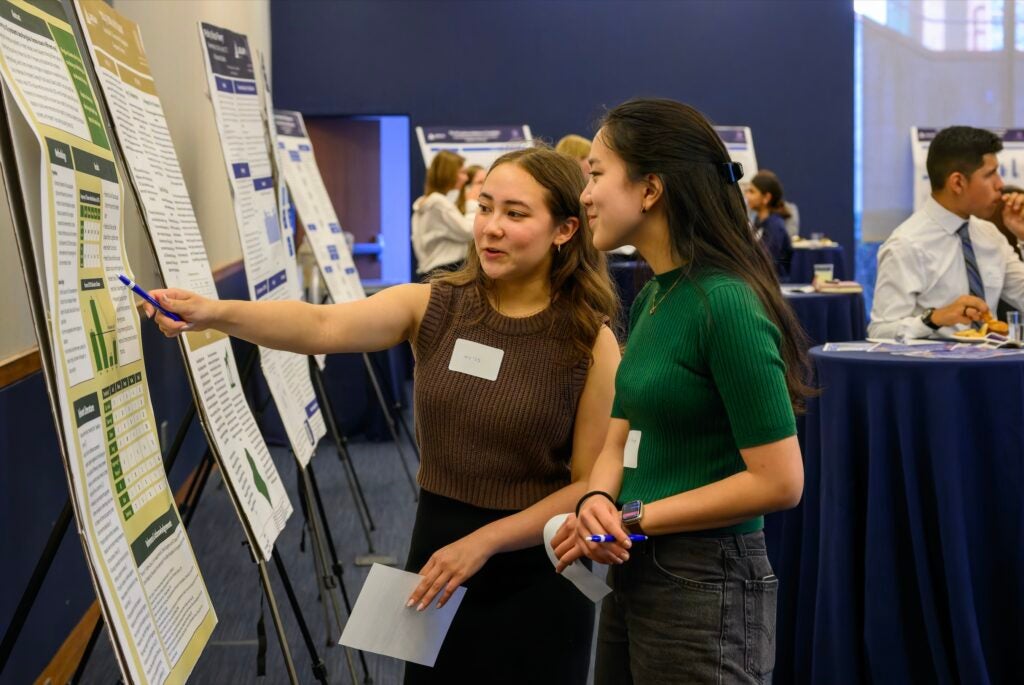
{"left": 89, "top": 331, "right": 102, "bottom": 369}
{"left": 87, "top": 298, "right": 117, "bottom": 372}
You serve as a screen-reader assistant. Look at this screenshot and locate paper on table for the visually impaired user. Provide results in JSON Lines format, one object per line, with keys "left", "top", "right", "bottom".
{"left": 339, "top": 564, "right": 466, "bottom": 667}
{"left": 781, "top": 284, "right": 816, "bottom": 294}
{"left": 542, "top": 514, "right": 613, "bottom": 603}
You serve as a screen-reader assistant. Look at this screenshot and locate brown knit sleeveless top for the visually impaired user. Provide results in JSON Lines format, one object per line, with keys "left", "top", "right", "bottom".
{"left": 412, "top": 282, "right": 592, "bottom": 510}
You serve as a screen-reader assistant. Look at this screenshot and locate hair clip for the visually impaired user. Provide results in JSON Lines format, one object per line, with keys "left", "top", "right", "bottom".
{"left": 719, "top": 161, "right": 744, "bottom": 184}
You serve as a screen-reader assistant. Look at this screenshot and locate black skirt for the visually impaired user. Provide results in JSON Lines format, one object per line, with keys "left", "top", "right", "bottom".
{"left": 403, "top": 489, "right": 594, "bottom": 684}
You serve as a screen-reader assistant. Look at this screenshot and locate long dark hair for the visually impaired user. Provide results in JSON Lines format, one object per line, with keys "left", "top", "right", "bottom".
{"left": 436, "top": 146, "right": 618, "bottom": 363}
{"left": 600, "top": 98, "right": 811, "bottom": 411}
{"left": 751, "top": 170, "right": 792, "bottom": 219}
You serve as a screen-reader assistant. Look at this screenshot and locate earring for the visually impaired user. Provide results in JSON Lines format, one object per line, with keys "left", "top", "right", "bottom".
{"left": 557, "top": 243, "right": 562, "bottom": 254}
{"left": 640, "top": 204, "right": 647, "bottom": 214}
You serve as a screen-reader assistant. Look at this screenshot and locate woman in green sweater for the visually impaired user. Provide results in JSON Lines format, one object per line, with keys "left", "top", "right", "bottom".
{"left": 552, "top": 98, "right": 809, "bottom": 684}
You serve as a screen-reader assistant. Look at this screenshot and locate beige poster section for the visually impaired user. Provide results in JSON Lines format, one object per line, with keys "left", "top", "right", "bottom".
{"left": 196, "top": 21, "right": 326, "bottom": 467}
{"left": 0, "top": 0, "right": 214, "bottom": 683}
{"left": 274, "top": 109, "right": 365, "bottom": 304}
{"left": 73, "top": 0, "right": 293, "bottom": 553}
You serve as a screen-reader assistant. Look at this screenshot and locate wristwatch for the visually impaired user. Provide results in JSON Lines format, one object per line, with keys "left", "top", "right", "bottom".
{"left": 921, "top": 308, "right": 940, "bottom": 331}
{"left": 621, "top": 499, "right": 645, "bottom": 534}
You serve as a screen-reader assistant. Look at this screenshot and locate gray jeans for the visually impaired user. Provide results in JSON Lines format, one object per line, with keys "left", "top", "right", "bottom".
{"left": 596, "top": 530, "right": 777, "bottom": 685}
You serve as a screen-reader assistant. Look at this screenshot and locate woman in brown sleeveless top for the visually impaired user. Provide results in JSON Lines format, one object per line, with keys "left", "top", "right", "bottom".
{"left": 145, "top": 147, "right": 620, "bottom": 684}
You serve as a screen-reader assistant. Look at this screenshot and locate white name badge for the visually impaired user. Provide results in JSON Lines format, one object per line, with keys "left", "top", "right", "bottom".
{"left": 623, "top": 430, "right": 641, "bottom": 469}
{"left": 448, "top": 339, "right": 504, "bottom": 381}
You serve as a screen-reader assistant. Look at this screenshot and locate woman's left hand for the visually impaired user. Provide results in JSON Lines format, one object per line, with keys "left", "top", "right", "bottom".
{"left": 407, "top": 531, "right": 495, "bottom": 610}
{"left": 551, "top": 514, "right": 585, "bottom": 573}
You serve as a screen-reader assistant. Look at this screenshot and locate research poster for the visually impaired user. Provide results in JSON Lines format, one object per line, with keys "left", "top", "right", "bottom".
{"left": 714, "top": 125, "right": 758, "bottom": 188}
{"left": 198, "top": 21, "right": 325, "bottom": 466}
{"left": 257, "top": 50, "right": 295, "bottom": 273}
{"left": 274, "top": 108, "right": 365, "bottom": 304}
{"left": 73, "top": 0, "right": 292, "bottom": 563}
{"left": 911, "top": 126, "right": 1024, "bottom": 210}
{"left": 0, "top": 0, "right": 214, "bottom": 682}
{"left": 415, "top": 124, "right": 532, "bottom": 169}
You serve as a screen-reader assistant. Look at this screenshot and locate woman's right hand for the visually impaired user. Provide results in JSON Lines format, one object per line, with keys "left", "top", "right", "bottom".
{"left": 571, "top": 496, "right": 631, "bottom": 566}
{"left": 144, "top": 288, "right": 216, "bottom": 337}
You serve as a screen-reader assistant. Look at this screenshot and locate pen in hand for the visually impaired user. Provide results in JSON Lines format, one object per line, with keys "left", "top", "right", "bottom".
{"left": 117, "top": 274, "right": 183, "bottom": 323}
{"left": 588, "top": 534, "right": 648, "bottom": 543}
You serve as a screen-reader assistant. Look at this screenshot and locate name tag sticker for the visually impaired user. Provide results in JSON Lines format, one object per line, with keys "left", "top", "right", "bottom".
{"left": 449, "top": 339, "right": 504, "bottom": 381}
{"left": 623, "top": 430, "right": 641, "bottom": 468}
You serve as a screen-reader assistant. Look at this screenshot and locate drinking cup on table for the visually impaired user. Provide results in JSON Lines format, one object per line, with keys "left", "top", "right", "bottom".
{"left": 813, "top": 263, "right": 834, "bottom": 283}
{"left": 810, "top": 231, "right": 824, "bottom": 242}
{"left": 1008, "top": 311, "right": 1022, "bottom": 342}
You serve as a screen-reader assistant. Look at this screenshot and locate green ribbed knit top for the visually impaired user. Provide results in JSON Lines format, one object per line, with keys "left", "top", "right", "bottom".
{"left": 612, "top": 268, "right": 796, "bottom": 534}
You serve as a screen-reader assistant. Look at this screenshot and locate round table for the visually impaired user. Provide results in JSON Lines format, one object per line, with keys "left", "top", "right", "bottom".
{"left": 768, "top": 347, "right": 1024, "bottom": 684}
{"left": 782, "top": 288, "right": 866, "bottom": 348}
{"left": 788, "top": 245, "right": 845, "bottom": 283}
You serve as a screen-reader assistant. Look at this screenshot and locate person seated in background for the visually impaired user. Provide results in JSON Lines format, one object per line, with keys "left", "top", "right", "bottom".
{"left": 869, "top": 126, "right": 1024, "bottom": 339}
{"left": 412, "top": 150, "right": 472, "bottom": 275}
{"left": 990, "top": 184, "right": 1024, "bottom": 260}
{"left": 556, "top": 133, "right": 592, "bottom": 176}
{"left": 745, "top": 170, "right": 793, "bottom": 279}
{"left": 457, "top": 164, "right": 485, "bottom": 216}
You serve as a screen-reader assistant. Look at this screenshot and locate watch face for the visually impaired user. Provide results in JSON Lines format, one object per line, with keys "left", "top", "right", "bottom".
{"left": 622, "top": 500, "right": 642, "bottom": 522}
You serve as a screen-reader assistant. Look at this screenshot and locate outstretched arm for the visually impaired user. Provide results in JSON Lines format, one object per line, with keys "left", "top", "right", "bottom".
{"left": 145, "top": 283, "right": 430, "bottom": 355}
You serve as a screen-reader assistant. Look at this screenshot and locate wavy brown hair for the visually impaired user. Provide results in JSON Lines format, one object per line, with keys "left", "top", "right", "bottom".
{"left": 435, "top": 146, "right": 618, "bottom": 363}
{"left": 600, "top": 98, "right": 812, "bottom": 411}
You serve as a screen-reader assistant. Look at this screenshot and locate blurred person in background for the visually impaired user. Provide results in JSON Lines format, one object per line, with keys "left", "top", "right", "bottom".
{"left": 413, "top": 150, "right": 472, "bottom": 275}
{"left": 745, "top": 170, "right": 793, "bottom": 280}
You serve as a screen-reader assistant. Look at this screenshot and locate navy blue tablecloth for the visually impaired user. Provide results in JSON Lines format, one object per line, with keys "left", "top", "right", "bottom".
{"left": 769, "top": 347, "right": 1024, "bottom": 683}
{"left": 783, "top": 289, "right": 866, "bottom": 348}
{"left": 788, "top": 245, "right": 845, "bottom": 283}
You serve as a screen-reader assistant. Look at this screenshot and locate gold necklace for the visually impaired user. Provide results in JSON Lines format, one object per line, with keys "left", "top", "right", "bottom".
{"left": 648, "top": 271, "right": 685, "bottom": 315}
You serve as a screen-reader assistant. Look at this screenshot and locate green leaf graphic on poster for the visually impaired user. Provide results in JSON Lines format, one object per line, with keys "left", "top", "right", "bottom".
{"left": 223, "top": 349, "right": 236, "bottom": 388}
{"left": 246, "top": 449, "right": 271, "bottom": 505}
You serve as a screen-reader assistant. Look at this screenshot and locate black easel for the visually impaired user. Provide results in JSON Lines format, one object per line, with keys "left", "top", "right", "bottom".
{"left": 309, "top": 357, "right": 376, "bottom": 541}
{"left": 365, "top": 349, "right": 420, "bottom": 462}
{"left": 294, "top": 459, "right": 367, "bottom": 683}
{"left": 361, "top": 352, "right": 418, "bottom": 496}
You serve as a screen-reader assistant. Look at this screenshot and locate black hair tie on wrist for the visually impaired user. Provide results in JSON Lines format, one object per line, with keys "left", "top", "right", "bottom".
{"left": 719, "top": 161, "right": 744, "bottom": 184}
{"left": 576, "top": 490, "right": 616, "bottom": 517}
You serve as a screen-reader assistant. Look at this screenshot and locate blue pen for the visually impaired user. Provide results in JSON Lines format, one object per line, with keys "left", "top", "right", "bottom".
{"left": 588, "top": 534, "right": 648, "bottom": 543}
{"left": 117, "top": 274, "right": 183, "bottom": 322}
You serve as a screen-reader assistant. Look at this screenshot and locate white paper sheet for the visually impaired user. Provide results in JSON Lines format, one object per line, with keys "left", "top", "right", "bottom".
{"left": 542, "top": 514, "right": 612, "bottom": 603}
{"left": 339, "top": 564, "right": 466, "bottom": 667}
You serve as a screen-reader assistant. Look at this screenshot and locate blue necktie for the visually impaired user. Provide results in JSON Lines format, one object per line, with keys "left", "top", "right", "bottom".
{"left": 957, "top": 222, "right": 986, "bottom": 300}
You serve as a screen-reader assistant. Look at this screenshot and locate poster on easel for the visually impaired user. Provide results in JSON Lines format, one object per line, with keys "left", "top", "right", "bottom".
{"left": 415, "top": 124, "right": 532, "bottom": 169}
{"left": 72, "top": 0, "right": 292, "bottom": 564}
{"left": 274, "top": 108, "right": 365, "bottom": 304}
{"left": 911, "top": 126, "right": 1024, "bottom": 210}
{"left": 0, "top": 0, "right": 215, "bottom": 682}
{"left": 714, "top": 125, "right": 758, "bottom": 188}
{"left": 196, "top": 20, "right": 326, "bottom": 467}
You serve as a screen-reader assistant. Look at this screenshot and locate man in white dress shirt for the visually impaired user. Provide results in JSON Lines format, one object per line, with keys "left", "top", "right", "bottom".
{"left": 869, "top": 126, "right": 1024, "bottom": 339}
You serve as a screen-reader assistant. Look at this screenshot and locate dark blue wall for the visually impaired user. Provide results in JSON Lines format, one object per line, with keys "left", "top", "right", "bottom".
{"left": 271, "top": 0, "right": 856, "bottom": 272}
